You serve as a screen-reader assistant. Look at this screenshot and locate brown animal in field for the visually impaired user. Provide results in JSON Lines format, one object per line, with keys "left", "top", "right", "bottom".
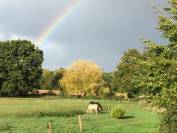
{"left": 115, "top": 92, "right": 128, "bottom": 99}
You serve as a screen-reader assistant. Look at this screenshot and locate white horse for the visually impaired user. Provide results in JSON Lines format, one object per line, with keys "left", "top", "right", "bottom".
{"left": 87, "top": 104, "right": 99, "bottom": 114}
{"left": 86, "top": 101, "right": 102, "bottom": 114}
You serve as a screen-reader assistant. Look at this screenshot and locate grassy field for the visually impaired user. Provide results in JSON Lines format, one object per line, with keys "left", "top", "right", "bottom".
{"left": 0, "top": 97, "right": 159, "bottom": 133}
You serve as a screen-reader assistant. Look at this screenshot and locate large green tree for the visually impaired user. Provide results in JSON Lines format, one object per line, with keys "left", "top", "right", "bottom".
{"left": 0, "top": 40, "right": 43, "bottom": 96}
{"left": 132, "top": 1, "right": 177, "bottom": 132}
{"left": 112, "top": 49, "right": 144, "bottom": 95}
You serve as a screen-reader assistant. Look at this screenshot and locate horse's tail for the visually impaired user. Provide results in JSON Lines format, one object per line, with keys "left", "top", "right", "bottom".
{"left": 95, "top": 102, "right": 102, "bottom": 111}
{"left": 88, "top": 101, "right": 102, "bottom": 112}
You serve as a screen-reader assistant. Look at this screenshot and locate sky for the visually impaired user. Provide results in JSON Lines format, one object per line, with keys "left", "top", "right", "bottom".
{"left": 0, "top": 0, "right": 167, "bottom": 72}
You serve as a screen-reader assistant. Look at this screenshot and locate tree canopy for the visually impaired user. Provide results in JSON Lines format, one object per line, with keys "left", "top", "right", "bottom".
{"left": 131, "top": 1, "right": 177, "bottom": 132}
{"left": 0, "top": 40, "right": 43, "bottom": 96}
{"left": 60, "top": 60, "right": 103, "bottom": 96}
{"left": 112, "top": 48, "right": 144, "bottom": 95}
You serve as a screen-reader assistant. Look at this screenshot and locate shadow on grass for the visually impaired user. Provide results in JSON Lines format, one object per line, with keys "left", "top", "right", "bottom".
{"left": 99, "top": 111, "right": 108, "bottom": 114}
{"left": 119, "top": 115, "right": 134, "bottom": 119}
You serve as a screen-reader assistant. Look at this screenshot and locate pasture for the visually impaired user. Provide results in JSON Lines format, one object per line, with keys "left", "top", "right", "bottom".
{"left": 0, "top": 98, "right": 159, "bottom": 133}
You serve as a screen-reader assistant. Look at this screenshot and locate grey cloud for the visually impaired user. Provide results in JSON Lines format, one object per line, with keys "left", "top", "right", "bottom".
{"left": 0, "top": 0, "right": 167, "bottom": 71}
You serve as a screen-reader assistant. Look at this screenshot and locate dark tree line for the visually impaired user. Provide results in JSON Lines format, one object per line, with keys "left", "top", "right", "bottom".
{"left": 40, "top": 68, "right": 64, "bottom": 90}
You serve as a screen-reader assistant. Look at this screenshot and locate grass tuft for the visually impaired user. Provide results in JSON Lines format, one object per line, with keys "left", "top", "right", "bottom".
{"left": 0, "top": 121, "right": 11, "bottom": 131}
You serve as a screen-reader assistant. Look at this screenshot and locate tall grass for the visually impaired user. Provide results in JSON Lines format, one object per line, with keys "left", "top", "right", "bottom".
{"left": 0, "top": 98, "right": 160, "bottom": 133}
{"left": 0, "top": 98, "right": 87, "bottom": 118}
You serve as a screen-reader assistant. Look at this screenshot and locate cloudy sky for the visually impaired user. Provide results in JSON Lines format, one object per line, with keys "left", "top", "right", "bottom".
{"left": 0, "top": 0, "right": 167, "bottom": 71}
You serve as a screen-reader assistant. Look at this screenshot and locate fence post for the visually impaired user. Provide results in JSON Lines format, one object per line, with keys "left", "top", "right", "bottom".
{"left": 78, "top": 115, "right": 83, "bottom": 132}
{"left": 108, "top": 106, "right": 110, "bottom": 111}
{"left": 48, "top": 122, "right": 53, "bottom": 133}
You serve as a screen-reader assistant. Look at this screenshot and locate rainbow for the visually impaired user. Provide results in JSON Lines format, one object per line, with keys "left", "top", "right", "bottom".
{"left": 36, "top": 0, "right": 80, "bottom": 45}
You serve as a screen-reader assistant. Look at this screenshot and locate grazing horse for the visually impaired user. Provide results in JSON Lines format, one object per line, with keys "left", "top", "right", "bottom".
{"left": 87, "top": 101, "right": 102, "bottom": 114}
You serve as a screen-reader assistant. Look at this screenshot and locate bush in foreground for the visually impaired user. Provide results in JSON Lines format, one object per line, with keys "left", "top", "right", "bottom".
{"left": 111, "top": 105, "right": 126, "bottom": 119}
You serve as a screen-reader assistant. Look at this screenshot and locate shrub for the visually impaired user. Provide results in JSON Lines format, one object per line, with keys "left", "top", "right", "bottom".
{"left": 111, "top": 105, "right": 126, "bottom": 119}
{"left": 159, "top": 109, "right": 177, "bottom": 133}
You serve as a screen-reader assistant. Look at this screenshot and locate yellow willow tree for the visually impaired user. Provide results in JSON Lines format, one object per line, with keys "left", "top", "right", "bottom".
{"left": 60, "top": 60, "right": 103, "bottom": 96}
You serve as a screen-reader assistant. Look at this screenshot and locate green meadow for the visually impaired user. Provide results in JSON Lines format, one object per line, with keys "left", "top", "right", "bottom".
{"left": 0, "top": 98, "right": 159, "bottom": 133}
